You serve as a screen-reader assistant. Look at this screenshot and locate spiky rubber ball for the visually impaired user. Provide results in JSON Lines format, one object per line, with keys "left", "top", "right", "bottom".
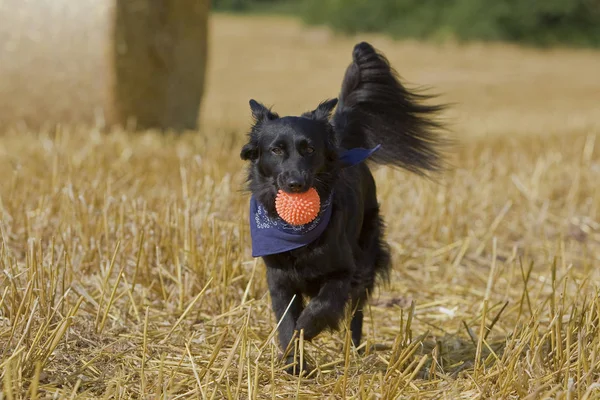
{"left": 275, "top": 187, "right": 321, "bottom": 226}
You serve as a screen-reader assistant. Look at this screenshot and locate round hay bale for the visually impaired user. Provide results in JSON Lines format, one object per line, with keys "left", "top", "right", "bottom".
{"left": 0, "top": 0, "right": 112, "bottom": 130}
{"left": 0, "top": 0, "right": 209, "bottom": 131}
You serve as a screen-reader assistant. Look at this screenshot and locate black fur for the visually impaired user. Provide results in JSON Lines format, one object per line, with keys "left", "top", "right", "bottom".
{"left": 240, "top": 42, "right": 448, "bottom": 375}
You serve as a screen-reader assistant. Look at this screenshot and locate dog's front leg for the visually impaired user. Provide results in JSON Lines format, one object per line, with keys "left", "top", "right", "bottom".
{"left": 295, "top": 276, "right": 351, "bottom": 341}
{"left": 265, "top": 267, "right": 308, "bottom": 374}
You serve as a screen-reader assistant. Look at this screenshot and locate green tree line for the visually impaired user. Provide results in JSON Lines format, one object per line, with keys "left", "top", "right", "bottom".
{"left": 213, "top": 0, "right": 600, "bottom": 48}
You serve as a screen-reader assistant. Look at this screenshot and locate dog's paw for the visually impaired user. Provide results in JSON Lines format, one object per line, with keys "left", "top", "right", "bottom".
{"left": 282, "top": 355, "right": 313, "bottom": 377}
{"left": 355, "top": 345, "right": 366, "bottom": 356}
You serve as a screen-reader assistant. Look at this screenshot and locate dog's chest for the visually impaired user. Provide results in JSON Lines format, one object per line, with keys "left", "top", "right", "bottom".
{"left": 294, "top": 248, "right": 348, "bottom": 285}
{"left": 287, "top": 249, "right": 329, "bottom": 276}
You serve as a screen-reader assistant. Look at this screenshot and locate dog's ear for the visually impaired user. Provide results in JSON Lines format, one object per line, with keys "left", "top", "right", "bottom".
{"left": 240, "top": 141, "right": 258, "bottom": 161}
{"left": 249, "top": 99, "right": 279, "bottom": 122}
{"left": 242, "top": 100, "right": 277, "bottom": 162}
{"left": 302, "top": 98, "right": 338, "bottom": 121}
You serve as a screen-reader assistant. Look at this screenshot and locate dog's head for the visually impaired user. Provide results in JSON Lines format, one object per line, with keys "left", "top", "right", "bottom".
{"left": 240, "top": 98, "right": 339, "bottom": 210}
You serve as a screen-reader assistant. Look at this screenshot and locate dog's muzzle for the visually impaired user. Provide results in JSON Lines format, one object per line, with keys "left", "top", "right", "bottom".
{"left": 277, "top": 171, "right": 311, "bottom": 193}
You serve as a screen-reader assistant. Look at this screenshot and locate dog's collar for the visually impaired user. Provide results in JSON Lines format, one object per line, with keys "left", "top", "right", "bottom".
{"left": 249, "top": 144, "right": 380, "bottom": 257}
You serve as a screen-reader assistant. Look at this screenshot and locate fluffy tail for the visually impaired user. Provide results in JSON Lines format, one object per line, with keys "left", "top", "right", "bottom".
{"left": 332, "top": 42, "right": 448, "bottom": 176}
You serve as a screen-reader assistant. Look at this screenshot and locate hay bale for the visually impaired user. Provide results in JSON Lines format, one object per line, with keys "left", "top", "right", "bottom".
{"left": 0, "top": 0, "right": 112, "bottom": 129}
{"left": 0, "top": 0, "right": 209, "bottom": 131}
{"left": 108, "top": 0, "right": 210, "bottom": 131}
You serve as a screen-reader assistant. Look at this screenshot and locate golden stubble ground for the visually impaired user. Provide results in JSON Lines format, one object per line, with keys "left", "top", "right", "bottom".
{"left": 1, "top": 12, "right": 600, "bottom": 399}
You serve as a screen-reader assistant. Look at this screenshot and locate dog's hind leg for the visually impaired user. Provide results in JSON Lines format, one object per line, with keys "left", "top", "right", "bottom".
{"left": 353, "top": 206, "right": 392, "bottom": 351}
{"left": 350, "top": 291, "right": 368, "bottom": 350}
{"left": 359, "top": 205, "right": 391, "bottom": 287}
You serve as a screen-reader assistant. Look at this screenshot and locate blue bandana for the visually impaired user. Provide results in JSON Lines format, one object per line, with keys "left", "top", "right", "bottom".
{"left": 249, "top": 144, "right": 381, "bottom": 257}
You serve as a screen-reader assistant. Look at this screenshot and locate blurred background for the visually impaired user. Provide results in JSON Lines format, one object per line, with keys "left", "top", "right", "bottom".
{"left": 2, "top": 2, "right": 600, "bottom": 397}
{"left": 1, "top": 0, "right": 599, "bottom": 136}
{"left": 217, "top": 0, "right": 600, "bottom": 48}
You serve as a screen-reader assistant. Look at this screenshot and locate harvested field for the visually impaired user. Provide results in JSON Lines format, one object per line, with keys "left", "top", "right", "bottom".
{"left": 1, "top": 13, "right": 600, "bottom": 399}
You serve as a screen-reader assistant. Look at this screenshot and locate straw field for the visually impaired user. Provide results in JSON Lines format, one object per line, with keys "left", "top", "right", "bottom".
{"left": 1, "top": 13, "right": 600, "bottom": 399}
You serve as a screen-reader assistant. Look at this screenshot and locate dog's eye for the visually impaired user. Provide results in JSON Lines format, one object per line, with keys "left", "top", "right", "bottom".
{"left": 306, "top": 146, "right": 315, "bottom": 154}
{"left": 271, "top": 148, "right": 283, "bottom": 156}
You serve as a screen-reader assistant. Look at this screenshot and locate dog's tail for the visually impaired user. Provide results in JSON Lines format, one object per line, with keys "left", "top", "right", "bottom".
{"left": 332, "top": 42, "right": 448, "bottom": 176}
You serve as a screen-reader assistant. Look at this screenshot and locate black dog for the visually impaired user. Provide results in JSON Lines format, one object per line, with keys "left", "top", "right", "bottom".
{"left": 240, "top": 42, "right": 447, "bottom": 375}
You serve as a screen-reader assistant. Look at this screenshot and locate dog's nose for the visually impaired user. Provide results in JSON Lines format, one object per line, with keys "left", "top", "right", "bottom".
{"left": 286, "top": 179, "right": 305, "bottom": 193}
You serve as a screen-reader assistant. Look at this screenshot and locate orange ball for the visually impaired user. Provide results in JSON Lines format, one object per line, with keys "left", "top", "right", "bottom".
{"left": 275, "top": 187, "right": 321, "bottom": 226}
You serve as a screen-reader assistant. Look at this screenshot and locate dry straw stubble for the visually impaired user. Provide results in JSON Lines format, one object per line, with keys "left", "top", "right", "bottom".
{"left": 1, "top": 13, "right": 600, "bottom": 400}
